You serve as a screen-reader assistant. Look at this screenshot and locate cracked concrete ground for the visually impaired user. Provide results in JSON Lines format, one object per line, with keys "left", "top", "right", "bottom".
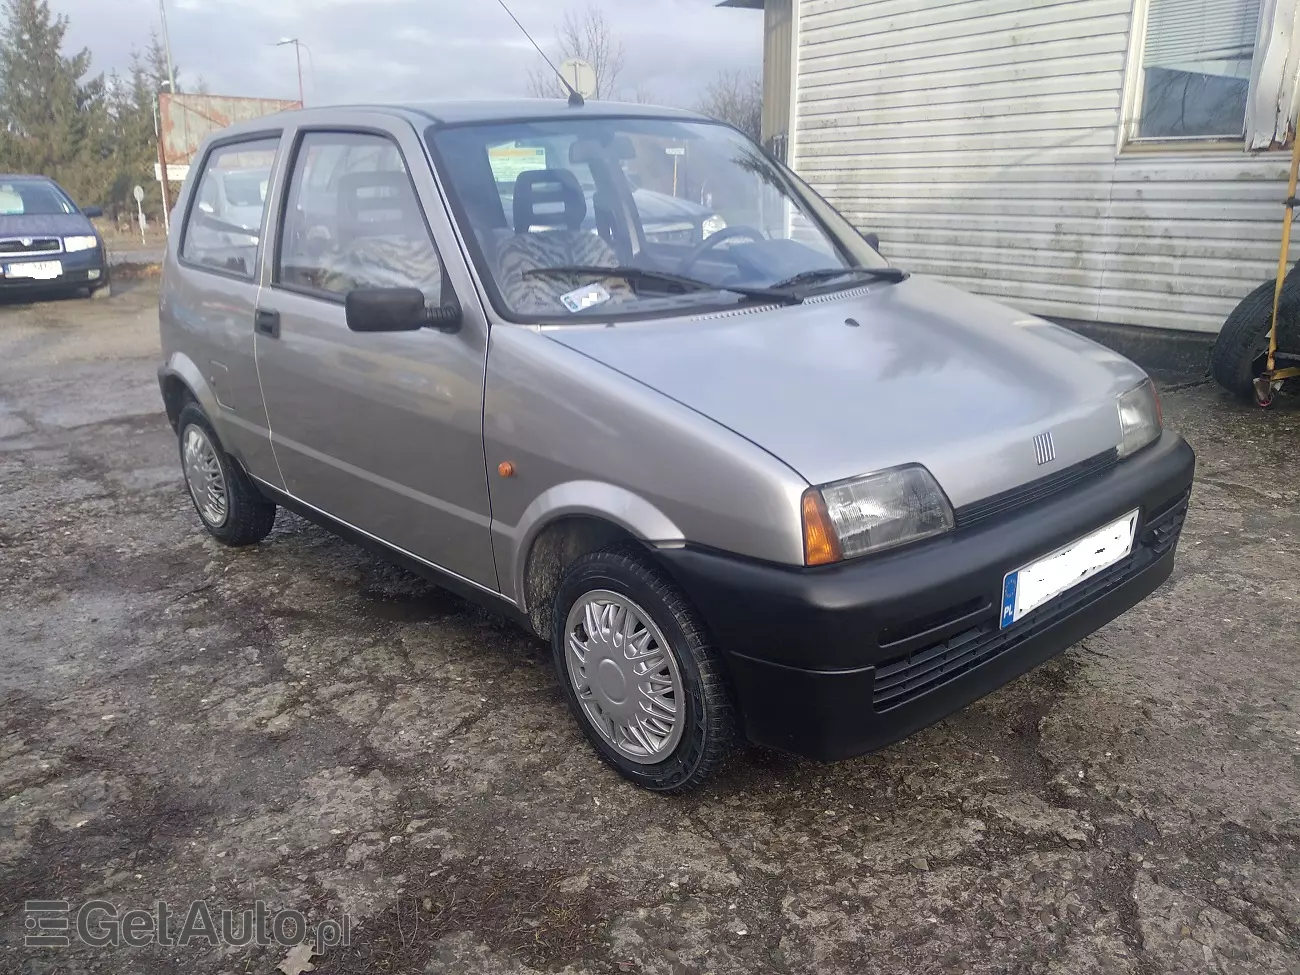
{"left": 1, "top": 281, "right": 1297, "bottom": 975}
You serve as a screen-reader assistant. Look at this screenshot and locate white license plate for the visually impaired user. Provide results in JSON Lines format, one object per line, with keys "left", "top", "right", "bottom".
{"left": 1000, "top": 510, "right": 1139, "bottom": 629}
{"left": 6, "top": 260, "right": 63, "bottom": 280}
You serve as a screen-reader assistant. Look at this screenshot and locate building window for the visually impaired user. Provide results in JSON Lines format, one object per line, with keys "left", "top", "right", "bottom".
{"left": 1135, "top": 0, "right": 1262, "bottom": 140}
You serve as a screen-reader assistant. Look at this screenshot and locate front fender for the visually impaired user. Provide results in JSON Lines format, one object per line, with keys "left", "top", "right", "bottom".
{"left": 505, "top": 480, "right": 684, "bottom": 610}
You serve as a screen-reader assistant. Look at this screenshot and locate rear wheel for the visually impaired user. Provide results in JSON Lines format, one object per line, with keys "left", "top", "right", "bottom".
{"left": 551, "top": 546, "right": 735, "bottom": 793}
{"left": 176, "top": 403, "right": 276, "bottom": 546}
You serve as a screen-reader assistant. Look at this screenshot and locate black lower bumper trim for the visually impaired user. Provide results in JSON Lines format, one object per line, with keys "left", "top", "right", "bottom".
{"left": 656, "top": 431, "right": 1196, "bottom": 761}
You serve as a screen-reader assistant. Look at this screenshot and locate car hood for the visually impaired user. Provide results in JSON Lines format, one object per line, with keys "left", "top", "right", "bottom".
{"left": 543, "top": 276, "right": 1148, "bottom": 507}
{"left": 0, "top": 212, "right": 93, "bottom": 237}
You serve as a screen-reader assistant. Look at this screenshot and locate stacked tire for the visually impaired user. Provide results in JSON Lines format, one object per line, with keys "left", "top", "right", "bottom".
{"left": 1210, "top": 265, "right": 1300, "bottom": 401}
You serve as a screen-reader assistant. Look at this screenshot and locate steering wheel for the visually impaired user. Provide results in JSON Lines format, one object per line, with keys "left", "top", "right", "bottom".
{"left": 678, "top": 225, "right": 766, "bottom": 275}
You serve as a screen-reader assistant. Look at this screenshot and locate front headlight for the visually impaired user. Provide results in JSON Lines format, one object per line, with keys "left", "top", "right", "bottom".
{"left": 64, "top": 235, "right": 98, "bottom": 253}
{"left": 701, "top": 214, "right": 727, "bottom": 239}
{"left": 801, "top": 465, "right": 954, "bottom": 565}
{"left": 1116, "top": 380, "right": 1162, "bottom": 459}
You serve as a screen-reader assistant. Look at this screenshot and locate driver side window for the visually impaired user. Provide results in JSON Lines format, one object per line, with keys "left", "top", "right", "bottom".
{"left": 277, "top": 131, "right": 446, "bottom": 305}
{"left": 180, "top": 137, "right": 280, "bottom": 279}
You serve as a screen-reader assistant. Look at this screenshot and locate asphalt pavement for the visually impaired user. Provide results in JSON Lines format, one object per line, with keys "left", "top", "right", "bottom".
{"left": 1, "top": 281, "right": 1297, "bottom": 974}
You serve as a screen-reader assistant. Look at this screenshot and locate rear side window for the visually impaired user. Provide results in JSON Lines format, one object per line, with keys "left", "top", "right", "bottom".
{"left": 277, "top": 131, "right": 446, "bottom": 305}
{"left": 180, "top": 138, "right": 280, "bottom": 279}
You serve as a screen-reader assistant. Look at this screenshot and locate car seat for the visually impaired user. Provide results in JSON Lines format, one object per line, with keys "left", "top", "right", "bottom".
{"left": 314, "top": 172, "right": 443, "bottom": 302}
{"left": 496, "top": 169, "right": 632, "bottom": 315}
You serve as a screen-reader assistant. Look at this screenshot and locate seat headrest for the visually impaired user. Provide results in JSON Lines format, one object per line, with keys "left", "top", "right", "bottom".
{"left": 513, "top": 169, "right": 586, "bottom": 233}
{"left": 337, "top": 172, "right": 420, "bottom": 236}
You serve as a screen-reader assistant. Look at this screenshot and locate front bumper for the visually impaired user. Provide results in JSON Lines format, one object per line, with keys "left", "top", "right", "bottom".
{"left": 0, "top": 247, "right": 107, "bottom": 291}
{"left": 656, "top": 431, "right": 1196, "bottom": 761}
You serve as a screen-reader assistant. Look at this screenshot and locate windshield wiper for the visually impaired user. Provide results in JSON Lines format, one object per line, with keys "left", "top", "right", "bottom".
{"left": 521, "top": 265, "right": 803, "bottom": 306}
{"left": 769, "top": 266, "right": 908, "bottom": 290}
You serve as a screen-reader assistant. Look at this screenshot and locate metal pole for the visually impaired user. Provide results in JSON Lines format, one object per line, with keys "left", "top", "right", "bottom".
{"left": 156, "top": 94, "right": 172, "bottom": 234}
{"left": 159, "top": 0, "right": 177, "bottom": 91}
{"left": 1268, "top": 129, "right": 1300, "bottom": 376}
{"left": 295, "top": 41, "right": 304, "bottom": 105}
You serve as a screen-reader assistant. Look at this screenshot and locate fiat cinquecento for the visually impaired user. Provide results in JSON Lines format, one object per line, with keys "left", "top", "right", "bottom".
{"left": 158, "top": 100, "right": 1195, "bottom": 791}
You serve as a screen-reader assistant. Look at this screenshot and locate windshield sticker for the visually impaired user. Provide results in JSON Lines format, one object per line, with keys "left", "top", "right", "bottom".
{"left": 560, "top": 282, "right": 613, "bottom": 313}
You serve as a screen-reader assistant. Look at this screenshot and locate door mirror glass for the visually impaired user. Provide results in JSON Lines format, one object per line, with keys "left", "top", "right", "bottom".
{"left": 345, "top": 287, "right": 461, "bottom": 333}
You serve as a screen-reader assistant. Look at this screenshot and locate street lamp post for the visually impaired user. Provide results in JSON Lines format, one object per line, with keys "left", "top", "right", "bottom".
{"left": 155, "top": 78, "right": 174, "bottom": 234}
{"left": 277, "top": 38, "right": 308, "bottom": 105}
{"left": 158, "top": 0, "right": 177, "bottom": 91}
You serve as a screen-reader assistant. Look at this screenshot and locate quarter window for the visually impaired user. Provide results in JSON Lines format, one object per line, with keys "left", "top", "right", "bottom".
{"left": 1135, "top": 0, "right": 1262, "bottom": 140}
{"left": 277, "top": 131, "right": 446, "bottom": 304}
{"left": 180, "top": 138, "right": 280, "bottom": 278}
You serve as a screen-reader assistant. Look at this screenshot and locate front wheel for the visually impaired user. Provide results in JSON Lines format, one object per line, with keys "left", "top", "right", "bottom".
{"left": 552, "top": 546, "right": 735, "bottom": 793}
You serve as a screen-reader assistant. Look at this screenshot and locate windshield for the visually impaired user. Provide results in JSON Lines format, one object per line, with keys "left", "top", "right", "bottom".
{"left": 429, "top": 117, "right": 887, "bottom": 323}
{"left": 0, "top": 180, "right": 77, "bottom": 217}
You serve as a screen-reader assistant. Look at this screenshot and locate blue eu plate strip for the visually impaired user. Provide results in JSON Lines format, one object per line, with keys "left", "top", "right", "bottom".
{"left": 1000, "top": 572, "right": 1018, "bottom": 630}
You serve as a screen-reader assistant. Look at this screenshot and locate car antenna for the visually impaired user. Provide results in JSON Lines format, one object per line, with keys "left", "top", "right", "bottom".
{"left": 493, "top": 0, "right": 585, "bottom": 107}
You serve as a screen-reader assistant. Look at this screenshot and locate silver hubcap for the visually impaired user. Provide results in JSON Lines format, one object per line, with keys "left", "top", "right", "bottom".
{"left": 564, "top": 590, "right": 684, "bottom": 764}
{"left": 182, "top": 425, "right": 228, "bottom": 528}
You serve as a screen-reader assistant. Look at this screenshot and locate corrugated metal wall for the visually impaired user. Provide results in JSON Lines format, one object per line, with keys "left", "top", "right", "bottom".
{"left": 791, "top": 0, "right": 1294, "bottom": 333}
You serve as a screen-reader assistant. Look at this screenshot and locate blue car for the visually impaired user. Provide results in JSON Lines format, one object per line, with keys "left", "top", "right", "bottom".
{"left": 0, "top": 174, "right": 110, "bottom": 299}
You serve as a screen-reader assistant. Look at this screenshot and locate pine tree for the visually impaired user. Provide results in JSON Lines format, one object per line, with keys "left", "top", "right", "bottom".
{"left": 0, "top": 0, "right": 110, "bottom": 206}
{"left": 100, "top": 35, "right": 171, "bottom": 221}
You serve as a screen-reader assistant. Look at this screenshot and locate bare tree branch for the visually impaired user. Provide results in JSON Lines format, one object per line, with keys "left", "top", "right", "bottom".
{"left": 695, "top": 69, "right": 763, "bottom": 143}
{"left": 523, "top": 4, "right": 625, "bottom": 100}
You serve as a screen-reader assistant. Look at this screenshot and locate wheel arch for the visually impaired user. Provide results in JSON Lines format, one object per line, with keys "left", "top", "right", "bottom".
{"left": 512, "top": 482, "right": 685, "bottom": 638}
{"left": 159, "top": 353, "right": 221, "bottom": 432}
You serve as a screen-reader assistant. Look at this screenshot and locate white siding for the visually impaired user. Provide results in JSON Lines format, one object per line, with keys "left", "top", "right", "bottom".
{"left": 792, "top": 0, "right": 1294, "bottom": 333}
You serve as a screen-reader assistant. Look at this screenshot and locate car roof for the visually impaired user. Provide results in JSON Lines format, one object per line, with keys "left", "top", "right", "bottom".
{"left": 212, "top": 98, "right": 713, "bottom": 140}
{"left": 0, "top": 174, "right": 57, "bottom": 184}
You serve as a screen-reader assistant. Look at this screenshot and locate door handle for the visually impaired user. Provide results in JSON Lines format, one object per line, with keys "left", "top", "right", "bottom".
{"left": 254, "top": 308, "right": 280, "bottom": 338}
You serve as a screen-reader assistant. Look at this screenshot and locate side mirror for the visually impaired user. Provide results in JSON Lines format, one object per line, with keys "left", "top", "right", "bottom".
{"left": 863, "top": 232, "right": 881, "bottom": 251}
{"left": 82, "top": 205, "right": 104, "bottom": 219}
{"left": 345, "top": 287, "right": 462, "bottom": 334}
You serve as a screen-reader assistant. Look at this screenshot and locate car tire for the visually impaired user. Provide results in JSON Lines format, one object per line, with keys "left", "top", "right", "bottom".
{"left": 176, "top": 403, "right": 276, "bottom": 546}
{"left": 551, "top": 545, "right": 735, "bottom": 793}
{"left": 1210, "top": 273, "right": 1300, "bottom": 400}
{"left": 88, "top": 280, "right": 112, "bottom": 300}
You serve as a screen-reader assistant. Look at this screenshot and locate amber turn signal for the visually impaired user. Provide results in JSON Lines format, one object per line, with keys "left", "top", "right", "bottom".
{"left": 497, "top": 461, "right": 515, "bottom": 478}
{"left": 801, "top": 488, "right": 842, "bottom": 566}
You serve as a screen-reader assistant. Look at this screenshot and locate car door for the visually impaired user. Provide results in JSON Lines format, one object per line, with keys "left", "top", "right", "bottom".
{"left": 253, "top": 114, "right": 497, "bottom": 591}
{"left": 169, "top": 134, "right": 285, "bottom": 482}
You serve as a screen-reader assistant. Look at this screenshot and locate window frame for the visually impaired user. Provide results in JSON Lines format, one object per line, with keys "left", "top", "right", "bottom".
{"left": 177, "top": 131, "right": 283, "bottom": 283}
{"left": 270, "top": 125, "right": 449, "bottom": 306}
{"left": 1119, "top": 0, "right": 1266, "bottom": 152}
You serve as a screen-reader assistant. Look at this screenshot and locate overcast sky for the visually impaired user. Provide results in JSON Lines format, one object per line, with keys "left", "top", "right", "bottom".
{"left": 52, "top": 0, "right": 762, "bottom": 108}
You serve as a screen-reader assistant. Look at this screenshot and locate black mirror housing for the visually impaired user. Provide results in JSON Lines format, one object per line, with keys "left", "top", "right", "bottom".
{"left": 345, "top": 288, "right": 462, "bottom": 334}
{"left": 863, "top": 232, "right": 880, "bottom": 251}
{"left": 82, "top": 206, "right": 104, "bottom": 219}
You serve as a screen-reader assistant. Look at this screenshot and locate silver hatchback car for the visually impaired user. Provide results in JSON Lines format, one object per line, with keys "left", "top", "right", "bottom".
{"left": 158, "top": 100, "right": 1195, "bottom": 792}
